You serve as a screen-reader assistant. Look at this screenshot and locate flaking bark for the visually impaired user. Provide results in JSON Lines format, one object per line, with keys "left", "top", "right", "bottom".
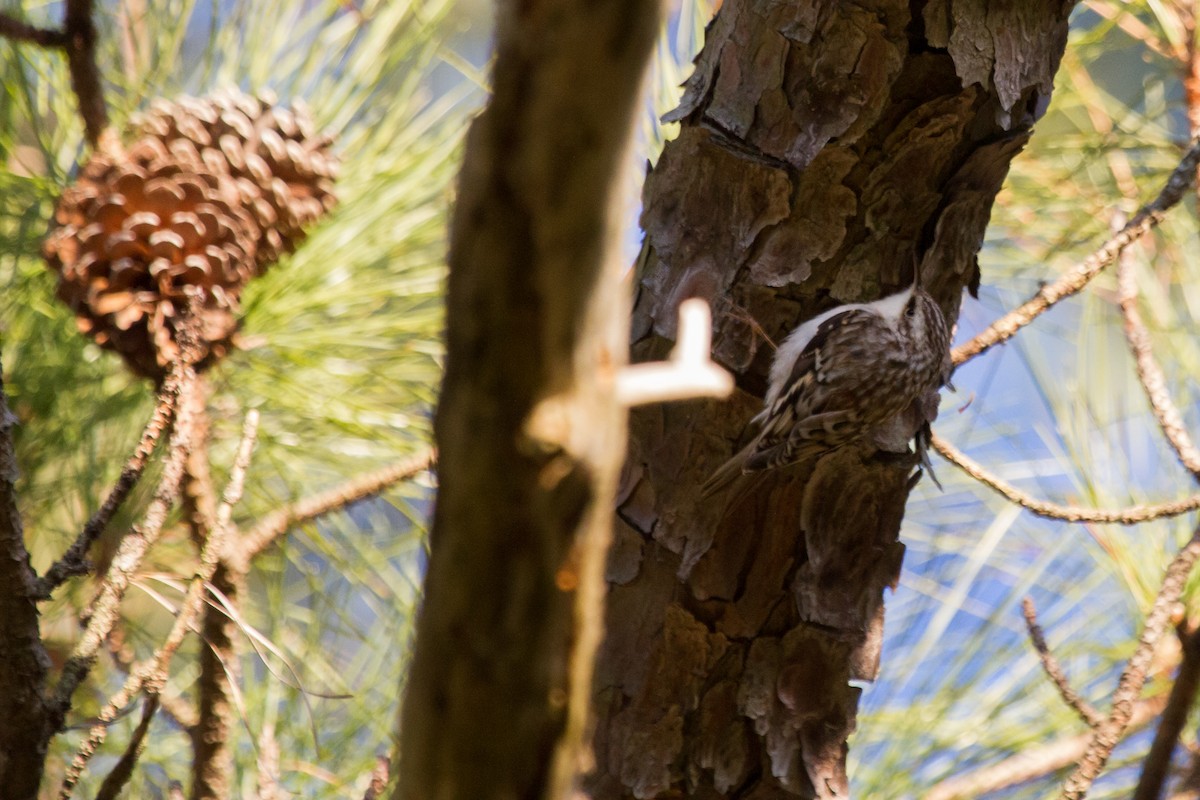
{"left": 591, "top": 2, "right": 1074, "bottom": 797}
{"left": 0, "top": 364, "right": 51, "bottom": 799}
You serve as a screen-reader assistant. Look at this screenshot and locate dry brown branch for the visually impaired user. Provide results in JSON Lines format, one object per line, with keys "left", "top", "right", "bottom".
{"left": 932, "top": 432, "right": 1200, "bottom": 523}
{"left": 0, "top": 12, "right": 67, "bottom": 46}
{"left": 1023, "top": 597, "right": 1103, "bottom": 727}
{"left": 62, "top": 0, "right": 110, "bottom": 150}
{"left": 1133, "top": 625, "right": 1200, "bottom": 800}
{"left": 232, "top": 447, "right": 435, "bottom": 571}
{"left": 48, "top": 362, "right": 199, "bottom": 734}
{"left": 36, "top": 369, "right": 184, "bottom": 598}
{"left": 1061, "top": 525, "right": 1200, "bottom": 799}
{"left": 91, "top": 696, "right": 159, "bottom": 800}
{"left": 1116, "top": 229, "right": 1200, "bottom": 480}
{"left": 952, "top": 136, "right": 1200, "bottom": 367}
{"left": 925, "top": 694, "right": 1169, "bottom": 800}
{"left": 57, "top": 411, "right": 258, "bottom": 797}
{"left": 105, "top": 626, "right": 197, "bottom": 730}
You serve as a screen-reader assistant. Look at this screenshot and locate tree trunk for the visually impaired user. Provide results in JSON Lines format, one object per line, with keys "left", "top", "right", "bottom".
{"left": 592, "top": 2, "right": 1074, "bottom": 798}
{"left": 396, "top": 2, "right": 662, "bottom": 799}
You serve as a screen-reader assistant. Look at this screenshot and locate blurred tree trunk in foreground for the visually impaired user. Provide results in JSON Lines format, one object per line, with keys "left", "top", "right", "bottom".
{"left": 591, "top": 2, "right": 1074, "bottom": 797}
{"left": 397, "top": 2, "right": 662, "bottom": 799}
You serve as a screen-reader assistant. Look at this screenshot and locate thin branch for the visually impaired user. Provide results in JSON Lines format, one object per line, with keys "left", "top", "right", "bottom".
{"left": 36, "top": 369, "right": 184, "bottom": 598}
{"left": 48, "top": 362, "right": 199, "bottom": 733}
{"left": 952, "top": 136, "right": 1200, "bottom": 367}
{"left": 0, "top": 12, "right": 67, "bottom": 46}
{"left": 925, "top": 695, "right": 1169, "bottom": 800}
{"left": 1116, "top": 241, "right": 1200, "bottom": 480}
{"left": 1061, "top": 525, "right": 1200, "bottom": 799}
{"left": 1023, "top": 598, "right": 1103, "bottom": 727}
{"left": 62, "top": 0, "right": 111, "bottom": 150}
{"left": 932, "top": 432, "right": 1200, "bottom": 524}
{"left": 91, "top": 696, "right": 159, "bottom": 800}
{"left": 105, "top": 626, "right": 197, "bottom": 730}
{"left": 1133, "top": 625, "right": 1200, "bottom": 800}
{"left": 232, "top": 447, "right": 435, "bottom": 571}
{"left": 57, "top": 411, "right": 259, "bottom": 797}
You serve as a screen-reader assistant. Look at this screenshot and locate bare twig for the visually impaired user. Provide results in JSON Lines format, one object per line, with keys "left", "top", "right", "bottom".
{"left": 57, "top": 411, "right": 259, "bottom": 797}
{"left": 1133, "top": 625, "right": 1200, "bottom": 800}
{"left": 232, "top": 447, "right": 435, "bottom": 571}
{"left": 91, "top": 696, "right": 159, "bottom": 800}
{"left": 925, "top": 694, "right": 1169, "bottom": 800}
{"left": 1061, "top": 525, "right": 1200, "bottom": 799}
{"left": 105, "top": 626, "right": 197, "bottom": 730}
{"left": 0, "top": 12, "right": 67, "bottom": 46}
{"left": 48, "top": 363, "right": 199, "bottom": 733}
{"left": 952, "top": 136, "right": 1200, "bottom": 367}
{"left": 1116, "top": 240, "right": 1200, "bottom": 480}
{"left": 1023, "top": 598, "right": 1103, "bottom": 727}
{"left": 932, "top": 432, "right": 1200, "bottom": 524}
{"left": 616, "top": 298, "right": 733, "bottom": 405}
{"left": 36, "top": 369, "right": 184, "bottom": 598}
{"left": 62, "top": 0, "right": 110, "bottom": 150}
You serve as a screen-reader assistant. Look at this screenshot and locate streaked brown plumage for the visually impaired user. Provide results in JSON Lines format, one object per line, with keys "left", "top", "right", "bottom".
{"left": 702, "top": 285, "right": 952, "bottom": 497}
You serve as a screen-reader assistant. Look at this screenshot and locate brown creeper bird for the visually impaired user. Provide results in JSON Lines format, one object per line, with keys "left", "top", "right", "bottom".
{"left": 702, "top": 284, "right": 953, "bottom": 497}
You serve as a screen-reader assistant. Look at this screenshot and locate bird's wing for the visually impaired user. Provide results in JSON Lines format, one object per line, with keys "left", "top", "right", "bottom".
{"left": 703, "top": 307, "right": 885, "bottom": 497}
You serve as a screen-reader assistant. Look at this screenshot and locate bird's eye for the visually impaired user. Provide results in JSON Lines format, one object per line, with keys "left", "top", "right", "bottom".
{"left": 905, "top": 298, "right": 917, "bottom": 317}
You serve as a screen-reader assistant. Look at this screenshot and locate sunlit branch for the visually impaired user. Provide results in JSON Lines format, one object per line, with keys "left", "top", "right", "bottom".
{"left": 1116, "top": 246, "right": 1200, "bottom": 480}
{"left": 932, "top": 432, "right": 1200, "bottom": 524}
{"left": 925, "top": 694, "right": 1168, "bottom": 800}
{"left": 49, "top": 362, "right": 199, "bottom": 732}
{"left": 952, "top": 136, "right": 1200, "bottom": 367}
{"left": 90, "top": 696, "right": 159, "bottom": 800}
{"left": 1060, "top": 525, "right": 1200, "bottom": 799}
{"left": 57, "top": 411, "right": 259, "bottom": 797}
{"left": 37, "top": 368, "right": 185, "bottom": 598}
{"left": 1022, "top": 598, "right": 1102, "bottom": 727}
{"left": 1133, "top": 626, "right": 1200, "bottom": 800}
{"left": 232, "top": 447, "right": 436, "bottom": 572}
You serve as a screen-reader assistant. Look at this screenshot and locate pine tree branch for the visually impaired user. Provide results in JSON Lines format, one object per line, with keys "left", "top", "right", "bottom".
{"left": 1023, "top": 598, "right": 1103, "bottom": 727}
{"left": 91, "top": 696, "right": 159, "bottom": 800}
{"left": 1116, "top": 243, "right": 1200, "bottom": 480}
{"left": 932, "top": 432, "right": 1200, "bottom": 524}
{"left": 48, "top": 362, "right": 200, "bottom": 734}
{"left": 0, "top": 12, "right": 67, "bottom": 46}
{"left": 57, "top": 411, "right": 258, "bottom": 797}
{"left": 925, "top": 694, "right": 1169, "bottom": 800}
{"left": 36, "top": 368, "right": 184, "bottom": 598}
{"left": 231, "top": 447, "right": 435, "bottom": 571}
{"left": 952, "top": 136, "right": 1200, "bottom": 367}
{"left": 105, "top": 626, "right": 197, "bottom": 730}
{"left": 62, "top": 0, "right": 111, "bottom": 150}
{"left": 1133, "top": 625, "right": 1200, "bottom": 800}
{"left": 1061, "top": 524, "right": 1200, "bottom": 799}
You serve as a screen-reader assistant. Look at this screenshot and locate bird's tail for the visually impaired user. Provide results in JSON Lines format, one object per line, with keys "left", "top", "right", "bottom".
{"left": 700, "top": 441, "right": 758, "bottom": 498}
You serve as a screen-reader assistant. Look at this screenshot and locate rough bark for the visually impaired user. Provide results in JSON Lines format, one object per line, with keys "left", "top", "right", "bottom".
{"left": 592, "top": 2, "right": 1074, "bottom": 798}
{"left": 396, "top": 3, "right": 662, "bottom": 800}
{"left": 0, "top": 364, "right": 51, "bottom": 799}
